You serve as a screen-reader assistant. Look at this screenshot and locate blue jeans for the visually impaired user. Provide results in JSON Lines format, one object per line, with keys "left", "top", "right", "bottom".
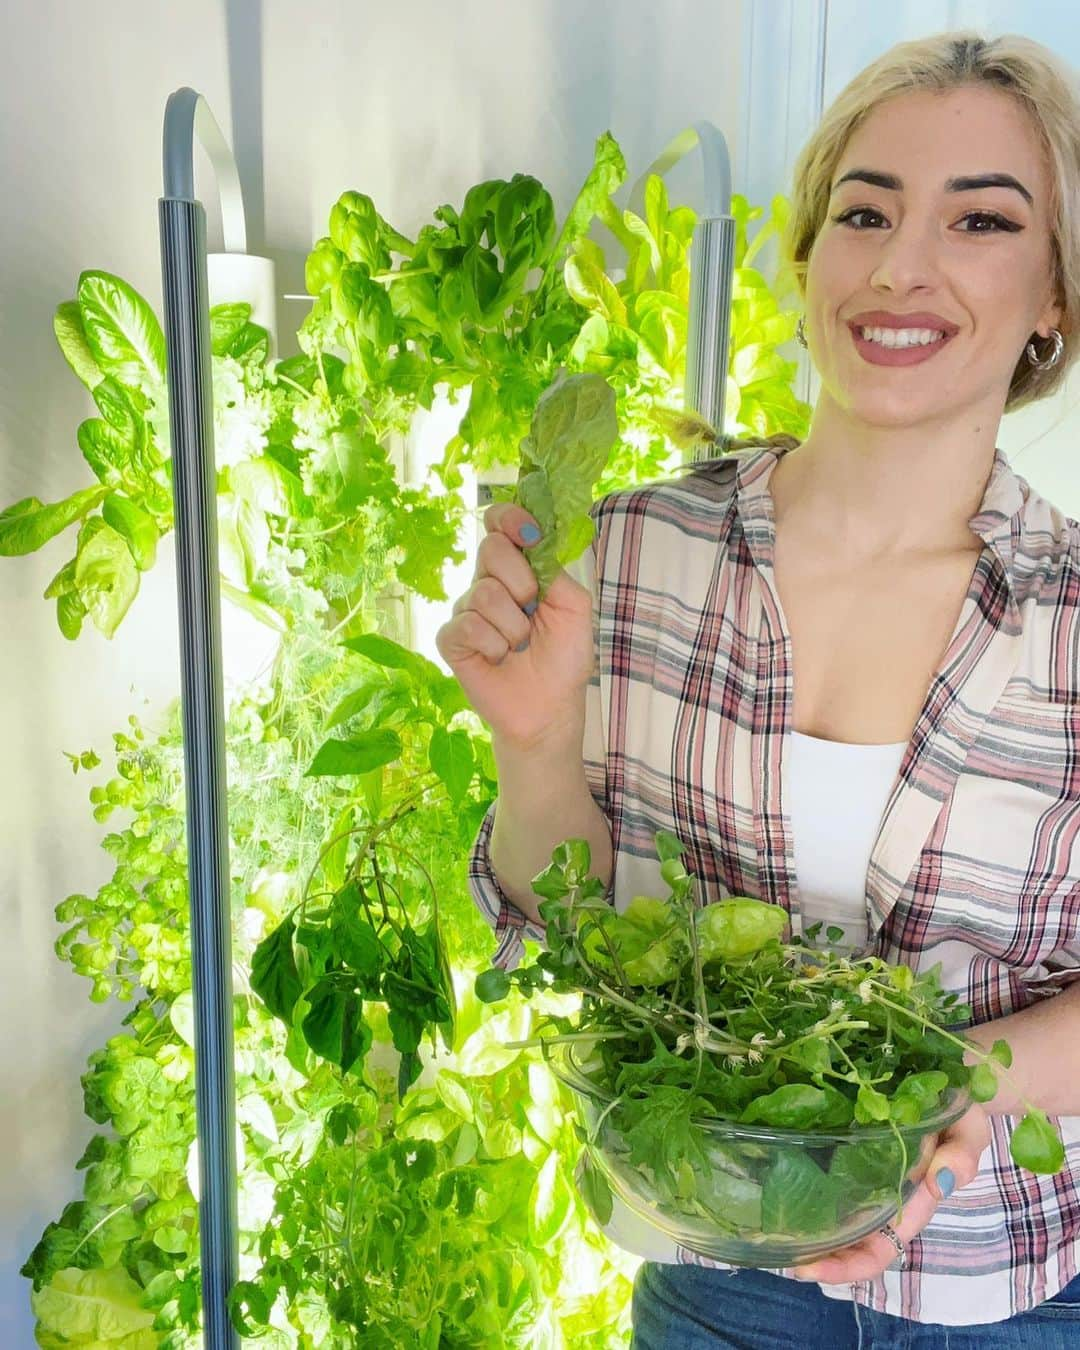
{"left": 630, "top": 1262, "right": 1080, "bottom": 1348}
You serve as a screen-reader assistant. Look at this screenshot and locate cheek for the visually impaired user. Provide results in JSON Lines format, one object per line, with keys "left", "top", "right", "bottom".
{"left": 804, "top": 239, "right": 859, "bottom": 313}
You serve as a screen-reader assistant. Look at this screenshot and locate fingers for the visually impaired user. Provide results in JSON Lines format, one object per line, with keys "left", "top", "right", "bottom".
{"left": 483, "top": 500, "right": 543, "bottom": 550}
{"left": 446, "top": 575, "right": 533, "bottom": 664}
{"left": 470, "top": 530, "right": 540, "bottom": 612}
{"left": 794, "top": 1106, "right": 991, "bottom": 1285}
{"left": 924, "top": 1103, "right": 990, "bottom": 1202}
{"left": 435, "top": 503, "right": 544, "bottom": 669}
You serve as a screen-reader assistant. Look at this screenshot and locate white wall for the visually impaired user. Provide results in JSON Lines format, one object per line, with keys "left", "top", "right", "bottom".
{"left": 0, "top": 0, "right": 748, "bottom": 1340}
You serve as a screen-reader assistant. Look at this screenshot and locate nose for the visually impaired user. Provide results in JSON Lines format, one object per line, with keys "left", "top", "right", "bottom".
{"left": 868, "top": 217, "right": 943, "bottom": 295}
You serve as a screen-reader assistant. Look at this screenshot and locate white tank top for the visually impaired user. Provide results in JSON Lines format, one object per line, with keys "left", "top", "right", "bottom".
{"left": 786, "top": 730, "right": 908, "bottom": 950}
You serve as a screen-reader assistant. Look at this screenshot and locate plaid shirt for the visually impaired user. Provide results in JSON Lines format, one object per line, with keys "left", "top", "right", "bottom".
{"left": 467, "top": 444, "right": 1080, "bottom": 1325}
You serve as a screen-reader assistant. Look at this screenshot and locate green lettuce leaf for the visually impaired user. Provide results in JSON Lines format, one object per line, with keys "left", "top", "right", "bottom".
{"left": 515, "top": 367, "right": 618, "bottom": 595}
{"left": 30, "top": 1266, "right": 157, "bottom": 1347}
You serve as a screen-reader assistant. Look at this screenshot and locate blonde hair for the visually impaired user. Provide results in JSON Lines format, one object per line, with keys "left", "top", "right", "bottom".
{"left": 721, "top": 29, "right": 1080, "bottom": 456}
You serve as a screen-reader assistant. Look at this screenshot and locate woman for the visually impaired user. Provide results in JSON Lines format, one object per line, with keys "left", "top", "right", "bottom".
{"left": 437, "top": 30, "right": 1080, "bottom": 1347}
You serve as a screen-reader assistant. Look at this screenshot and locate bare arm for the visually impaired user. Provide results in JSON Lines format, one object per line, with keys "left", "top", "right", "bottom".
{"left": 488, "top": 724, "right": 613, "bottom": 926}
{"left": 964, "top": 980, "right": 1080, "bottom": 1116}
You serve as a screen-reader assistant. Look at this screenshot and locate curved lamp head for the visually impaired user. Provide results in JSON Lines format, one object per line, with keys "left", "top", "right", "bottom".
{"left": 163, "top": 87, "right": 277, "bottom": 350}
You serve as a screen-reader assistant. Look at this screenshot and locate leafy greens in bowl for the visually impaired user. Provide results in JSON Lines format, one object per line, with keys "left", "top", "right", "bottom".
{"left": 475, "top": 830, "right": 1066, "bottom": 1267}
{"left": 548, "top": 1038, "right": 968, "bottom": 1266}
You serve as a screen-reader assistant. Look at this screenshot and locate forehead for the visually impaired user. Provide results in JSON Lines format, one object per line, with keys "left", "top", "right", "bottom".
{"left": 835, "top": 85, "right": 1050, "bottom": 198}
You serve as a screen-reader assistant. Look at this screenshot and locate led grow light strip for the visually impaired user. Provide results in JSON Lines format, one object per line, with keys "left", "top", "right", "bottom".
{"left": 159, "top": 86, "right": 241, "bottom": 1350}
{"left": 629, "top": 121, "right": 738, "bottom": 458}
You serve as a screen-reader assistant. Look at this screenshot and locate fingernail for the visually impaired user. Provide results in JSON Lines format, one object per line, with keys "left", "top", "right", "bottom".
{"left": 520, "top": 523, "right": 541, "bottom": 544}
{"left": 514, "top": 639, "right": 530, "bottom": 653}
{"left": 522, "top": 598, "right": 538, "bottom": 616}
{"left": 936, "top": 1167, "right": 956, "bottom": 1199}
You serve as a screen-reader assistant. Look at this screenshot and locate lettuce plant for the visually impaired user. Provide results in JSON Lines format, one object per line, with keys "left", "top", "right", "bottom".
{"left": 9, "top": 133, "right": 809, "bottom": 1348}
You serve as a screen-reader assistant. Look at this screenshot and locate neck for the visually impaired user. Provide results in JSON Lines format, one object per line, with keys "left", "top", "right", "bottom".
{"left": 769, "top": 396, "right": 1000, "bottom": 561}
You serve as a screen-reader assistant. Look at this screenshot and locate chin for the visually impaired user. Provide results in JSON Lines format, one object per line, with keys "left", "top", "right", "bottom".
{"left": 842, "top": 392, "right": 952, "bottom": 429}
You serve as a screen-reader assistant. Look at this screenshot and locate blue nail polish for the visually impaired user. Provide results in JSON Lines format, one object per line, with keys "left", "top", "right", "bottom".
{"left": 523, "top": 598, "right": 538, "bottom": 615}
{"left": 936, "top": 1167, "right": 956, "bottom": 1199}
{"left": 520, "top": 523, "right": 541, "bottom": 544}
{"left": 514, "top": 639, "right": 530, "bottom": 653}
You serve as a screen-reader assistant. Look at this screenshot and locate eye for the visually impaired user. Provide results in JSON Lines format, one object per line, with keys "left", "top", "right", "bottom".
{"left": 955, "top": 210, "right": 1022, "bottom": 234}
{"left": 832, "top": 207, "right": 1022, "bottom": 234}
{"left": 832, "top": 207, "right": 888, "bottom": 229}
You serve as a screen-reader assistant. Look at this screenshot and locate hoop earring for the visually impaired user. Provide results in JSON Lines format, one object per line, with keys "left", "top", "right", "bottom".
{"left": 1026, "top": 327, "right": 1064, "bottom": 371}
{"left": 796, "top": 316, "right": 808, "bottom": 349}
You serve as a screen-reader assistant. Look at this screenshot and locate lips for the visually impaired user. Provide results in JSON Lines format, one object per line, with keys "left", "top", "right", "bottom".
{"left": 848, "top": 310, "right": 960, "bottom": 336}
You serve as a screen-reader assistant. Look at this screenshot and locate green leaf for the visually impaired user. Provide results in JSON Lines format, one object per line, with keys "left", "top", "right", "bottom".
{"left": 56, "top": 590, "right": 87, "bottom": 640}
{"left": 435, "top": 1072, "right": 475, "bottom": 1122}
{"left": 855, "top": 1084, "right": 891, "bottom": 1123}
{"left": 892, "top": 1070, "right": 950, "bottom": 1116}
{"left": 989, "top": 1037, "right": 1013, "bottom": 1069}
{"left": 761, "top": 1148, "right": 838, "bottom": 1236}
{"left": 228, "top": 1280, "right": 272, "bottom": 1339}
{"left": 696, "top": 897, "right": 788, "bottom": 962}
{"left": 236, "top": 498, "right": 270, "bottom": 584}
{"left": 54, "top": 301, "right": 104, "bottom": 390}
{"left": 101, "top": 494, "right": 158, "bottom": 570}
{"left": 341, "top": 630, "right": 443, "bottom": 685}
{"left": 74, "top": 519, "right": 140, "bottom": 638}
{"left": 428, "top": 726, "right": 475, "bottom": 804}
{"left": 528, "top": 1148, "right": 572, "bottom": 1245}
{"left": 564, "top": 251, "right": 628, "bottom": 324}
{"left": 830, "top": 1138, "right": 906, "bottom": 1193}
{"left": 77, "top": 418, "right": 132, "bottom": 488}
{"left": 30, "top": 1266, "right": 157, "bottom": 1347}
{"left": 168, "top": 991, "right": 196, "bottom": 1049}
{"left": 302, "top": 981, "right": 372, "bottom": 1073}
{"left": 1010, "top": 1107, "right": 1066, "bottom": 1175}
{"left": 305, "top": 730, "right": 402, "bottom": 777}
{"left": 209, "top": 302, "right": 252, "bottom": 355}
{"left": 740, "top": 1083, "right": 853, "bottom": 1129}
{"left": 251, "top": 915, "right": 303, "bottom": 1022}
{"left": 92, "top": 377, "right": 143, "bottom": 438}
{"left": 321, "top": 804, "right": 354, "bottom": 891}
{"left": 622, "top": 1084, "right": 712, "bottom": 1188}
{"left": 538, "top": 132, "right": 627, "bottom": 302}
{"left": 330, "top": 883, "right": 384, "bottom": 994}
{"left": 968, "top": 1062, "right": 999, "bottom": 1103}
{"left": 77, "top": 270, "right": 166, "bottom": 395}
{"left": 475, "top": 968, "right": 511, "bottom": 1003}
{"left": 584, "top": 894, "right": 687, "bottom": 986}
{"left": 219, "top": 579, "right": 287, "bottom": 632}
{"left": 577, "top": 1150, "right": 614, "bottom": 1226}
{"left": 0, "top": 485, "right": 108, "bottom": 556}
{"left": 230, "top": 456, "right": 311, "bottom": 518}
{"left": 324, "top": 673, "right": 387, "bottom": 730}
{"left": 515, "top": 368, "right": 618, "bottom": 597}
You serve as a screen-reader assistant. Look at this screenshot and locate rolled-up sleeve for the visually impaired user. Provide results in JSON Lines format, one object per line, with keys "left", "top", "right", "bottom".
{"left": 466, "top": 528, "right": 611, "bottom": 971}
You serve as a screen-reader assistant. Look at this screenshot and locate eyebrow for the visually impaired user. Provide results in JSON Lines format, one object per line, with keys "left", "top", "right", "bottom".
{"left": 832, "top": 168, "right": 1033, "bottom": 206}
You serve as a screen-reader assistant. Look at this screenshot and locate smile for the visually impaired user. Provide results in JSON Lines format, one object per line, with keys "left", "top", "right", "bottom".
{"left": 850, "top": 325, "right": 955, "bottom": 367}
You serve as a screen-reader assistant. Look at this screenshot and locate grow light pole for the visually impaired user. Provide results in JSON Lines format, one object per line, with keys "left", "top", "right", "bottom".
{"left": 158, "top": 88, "right": 243, "bottom": 1350}
{"left": 630, "top": 122, "right": 737, "bottom": 460}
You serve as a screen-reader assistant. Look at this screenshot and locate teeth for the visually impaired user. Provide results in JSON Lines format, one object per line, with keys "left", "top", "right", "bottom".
{"left": 859, "top": 326, "right": 946, "bottom": 348}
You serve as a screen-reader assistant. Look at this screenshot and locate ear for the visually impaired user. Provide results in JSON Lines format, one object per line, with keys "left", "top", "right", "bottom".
{"left": 1037, "top": 286, "right": 1065, "bottom": 338}
{"left": 1038, "top": 304, "right": 1064, "bottom": 338}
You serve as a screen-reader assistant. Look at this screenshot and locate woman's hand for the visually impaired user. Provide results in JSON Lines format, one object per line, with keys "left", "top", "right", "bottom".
{"left": 792, "top": 1103, "right": 991, "bottom": 1284}
{"left": 434, "top": 502, "right": 596, "bottom": 752}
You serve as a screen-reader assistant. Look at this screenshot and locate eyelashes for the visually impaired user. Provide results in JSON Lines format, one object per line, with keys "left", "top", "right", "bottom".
{"left": 831, "top": 206, "right": 1023, "bottom": 234}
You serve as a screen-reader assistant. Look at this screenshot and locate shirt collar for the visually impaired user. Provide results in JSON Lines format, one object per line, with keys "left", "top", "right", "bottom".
{"left": 731, "top": 443, "right": 1027, "bottom": 590}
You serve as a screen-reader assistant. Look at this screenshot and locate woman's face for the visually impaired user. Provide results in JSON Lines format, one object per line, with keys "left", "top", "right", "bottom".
{"left": 803, "top": 84, "right": 1063, "bottom": 429}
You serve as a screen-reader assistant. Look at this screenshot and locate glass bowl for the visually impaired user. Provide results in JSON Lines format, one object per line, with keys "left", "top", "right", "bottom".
{"left": 547, "top": 1039, "right": 971, "bottom": 1268}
